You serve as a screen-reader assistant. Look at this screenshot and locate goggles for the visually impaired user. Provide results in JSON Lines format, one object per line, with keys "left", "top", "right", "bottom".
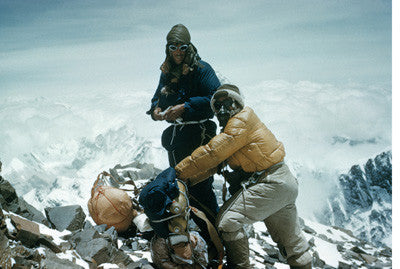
{"left": 168, "top": 44, "right": 189, "bottom": 52}
{"left": 214, "top": 98, "right": 234, "bottom": 111}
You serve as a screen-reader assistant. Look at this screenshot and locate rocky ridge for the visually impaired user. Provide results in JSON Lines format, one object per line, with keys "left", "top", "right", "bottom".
{"left": 320, "top": 151, "right": 392, "bottom": 247}
{"left": 0, "top": 160, "right": 392, "bottom": 268}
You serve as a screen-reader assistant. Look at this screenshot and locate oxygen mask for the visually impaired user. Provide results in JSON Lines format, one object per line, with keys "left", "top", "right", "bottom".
{"left": 214, "top": 98, "right": 237, "bottom": 128}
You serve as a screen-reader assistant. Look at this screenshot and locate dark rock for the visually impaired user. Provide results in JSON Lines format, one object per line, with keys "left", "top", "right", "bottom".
{"left": 364, "top": 151, "right": 391, "bottom": 195}
{"left": 16, "top": 198, "right": 49, "bottom": 226}
{"left": 298, "top": 217, "right": 305, "bottom": 228}
{"left": 68, "top": 227, "right": 101, "bottom": 247}
{"left": 10, "top": 215, "right": 40, "bottom": 248}
{"left": 332, "top": 226, "right": 356, "bottom": 239}
{"left": 262, "top": 243, "right": 279, "bottom": 259}
{"left": 371, "top": 261, "right": 392, "bottom": 268}
{"left": 120, "top": 245, "right": 133, "bottom": 252}
{"left": 45, "top": 205, "right": 86, "bottom": 232}
{"left": 277, "top": 251, "right": 286, "bottom": 263}
{"left": 82, "top": 257, "right": 97, "bottom": 269}
{"left": 336, "top": 243, "right": 345, "bottom": 252}
{"left": 138, "top": 240, "right": 149, "bottom": 251}
{"left": 83, "top": 220, "right": 93, "bottom": 230}
{"left": 14, "top": 255, "right": 39, "bottom": 268}
{"left": 42, "top": 250, "right": 84, "bottom": 269}
{"left": 317, "top": 234, "right": 329, "bottom": 242}
{"left": 360, "top": 253, "right": 378, "bottom": 264}
{"left": 38, "top": 235, "right": 62, "bottom": 253}
{"left": 109, "top": 168, "right": 127, "bottom": 185}
{"left": 110, "top": 247, "right": 133, "bottom": 266}
{"left": 378, "top": 247, "right": 391, "bottom": 257}
{"left": 263, "top": 254, "right": 277, "bottom": 265}
{"left": 137, "top": 163, "right": 157, "bottom": 179}
{"left": 131, "top": 240, "right": 139, "bottom": 251}
{"left": 0, "top": 179, "right": 18, "bottom": 204}
{"left": 350, "top": 246, "right": 368, "bottom": 255}
{"left": 323, "top": 264, "right": 336, "bottom": 269}
{"left": 104, "top": 226, "right": 118, "bottom": 245}
{"left": 59, "top": 241, "right": 73, "bottom": 252}
{"left": 0, "top": 179, "right": 48, "bottom": 226}
{"left": 128, "top": 258, "right": 154, "bottom": 269}
{"left": 338, "top": 261, "right": 357, "bottom": 269}
{"left": 339, "top": 165, "right": 373, "bottom": 211}
{"left": 75, "top": 237, "right": 113, "bottom": 265}
{"left": 308, "top": 237, "right": 315, "bottom": 247}
{"left": 312, "top": 251, "right": 326, "bottom": 268}
{"left": 0, "top": 209, "right": 9, "bottom": 250}
{"left": 0, "top": 228, "right": 8, "bottom": 250}
{"left": 342, "top": 249, "right": 362, "bottom": 261}
{"left": 303, "top": 224, "right": 317, "bottom": 235}
{"left": 94, "top": 223, "right": 108, "bottom": 233}
{"left": 324, "top": 151, "right": 392, "bottom": 247}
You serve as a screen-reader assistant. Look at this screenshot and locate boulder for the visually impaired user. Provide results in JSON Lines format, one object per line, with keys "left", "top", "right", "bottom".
{"left": 360, "top": 253, "right": 378, "bottom": 264}
{"left": 0, "top": 179, "right": 18, "bottom": 206}
{"left": 338, "top": 261, "right": 358, "bottom": 269}
{"left": 38, "top": 235, "right": 62, "bottom": 253}
{"left": 0, "top": 179, "right": 48, "bottom": 226}
{"left": 0, "top": 228, "right": 8, "bottom": 251}
{"left": 42, "top": 250, "right": 84, "bottom": 269}
{"left": 68, "top": 227, "right": 101, "bottom": 247}
{"left": 10, "top": 215, "right": 40, "bottom": 248}
{"left": 76, "top": 237, "right": 113, "bottom": 265}
{"left": 45, "top": 205, "right": 86, "bottom": 231}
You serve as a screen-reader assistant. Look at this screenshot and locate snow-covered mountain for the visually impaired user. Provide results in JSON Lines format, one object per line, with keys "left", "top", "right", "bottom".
{"left": 0, "top": 160, "right": 393, "bottom": 268}
{"left": 318, "top": 150, "right": 392, "bottom": 247}
{"left": 0, "top": 79, "right": 392, "bottom": 253}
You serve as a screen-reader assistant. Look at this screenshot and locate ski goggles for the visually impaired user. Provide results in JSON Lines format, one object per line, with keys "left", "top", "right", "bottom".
{"left": 213, "top": 98, "right": 234, "bottom": 111}
{"left": 168, "top": 44, "right": 189, "bottom": 52}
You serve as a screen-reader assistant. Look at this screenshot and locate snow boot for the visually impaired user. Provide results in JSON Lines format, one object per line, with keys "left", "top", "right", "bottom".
{"left": 223, "top": 236, "right": 250, "bottom": 269}
{"left": 287, "top": 251, "right": 312, "bottom": 269}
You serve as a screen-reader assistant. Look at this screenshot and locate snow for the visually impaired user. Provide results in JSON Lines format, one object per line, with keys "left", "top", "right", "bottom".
{"left": 39, "top": 223, "right": 71, "bottom": 245}
{"left": 57, "top": 251, "right": 90, "bottom": 269}
{"left": 129, "top": 251, "right": 152, "bottom": 262}
{"left": 9, "top": 158, "right": 26, "bottom": 172}
{"left": 5, "top": 216, "right": 16, "bottom": 234}
{"left": 310, "top": 236, "right": 344, "bottom": 267}
{"left": 305, "top": 220, "right": 355, "bottom": 243}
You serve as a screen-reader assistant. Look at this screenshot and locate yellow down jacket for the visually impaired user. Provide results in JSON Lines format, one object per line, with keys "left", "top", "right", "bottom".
{"left": 175, "top": 106, "right": 285, "bottom": 185}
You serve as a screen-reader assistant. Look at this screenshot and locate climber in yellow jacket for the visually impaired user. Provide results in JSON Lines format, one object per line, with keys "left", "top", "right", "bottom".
{"left": 175, "top": 84, "right": 312, "bottom": 269}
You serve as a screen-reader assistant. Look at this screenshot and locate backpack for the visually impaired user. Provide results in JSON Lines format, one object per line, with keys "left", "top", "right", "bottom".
{"left": 88, "top": 172, "right": 137, "bottom": 232}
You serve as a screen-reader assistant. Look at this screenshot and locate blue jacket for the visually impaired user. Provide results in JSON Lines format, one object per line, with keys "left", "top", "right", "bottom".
{"left": 149, "top": 60, "right": 221, "bottom": 122}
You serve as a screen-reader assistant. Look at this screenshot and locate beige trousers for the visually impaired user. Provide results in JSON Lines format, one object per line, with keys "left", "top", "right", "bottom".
{"left": 216, "top": 163, "right": 311, "bottom": 267}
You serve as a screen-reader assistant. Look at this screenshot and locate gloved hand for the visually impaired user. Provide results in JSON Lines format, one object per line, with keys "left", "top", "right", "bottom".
{"left": 223, "top": 169, "right": 253, "bottom": 195}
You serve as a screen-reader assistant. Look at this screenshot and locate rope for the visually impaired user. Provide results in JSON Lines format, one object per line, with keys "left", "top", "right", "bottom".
{"left": 169, "top": 118, "right": 209, "bottom": 146}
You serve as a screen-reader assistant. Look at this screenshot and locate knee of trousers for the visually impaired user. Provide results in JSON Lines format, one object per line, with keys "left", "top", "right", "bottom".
{"left": 217, "top": 212, "right": 246, "bottom": 240}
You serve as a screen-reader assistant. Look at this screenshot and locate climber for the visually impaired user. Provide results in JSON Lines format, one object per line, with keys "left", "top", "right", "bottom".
{"left": 175, "top": 84, "right": 312, "bottom": 269}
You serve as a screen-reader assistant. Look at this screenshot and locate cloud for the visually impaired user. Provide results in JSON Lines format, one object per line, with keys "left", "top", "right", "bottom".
{"left": 0, "top": 0, "right": 391, "bottom": 96}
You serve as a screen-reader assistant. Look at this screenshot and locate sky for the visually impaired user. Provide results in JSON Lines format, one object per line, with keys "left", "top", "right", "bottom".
{"left": 0, "top": 0, "right": 392, "bottom": 97}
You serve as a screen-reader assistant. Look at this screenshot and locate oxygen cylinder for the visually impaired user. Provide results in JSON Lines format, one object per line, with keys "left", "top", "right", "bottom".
{"left": 168, "top": 180, "right": 189, "bottom": 234}
{"left": 168, "top": 217, "right": 188, "bottom": 234}
{"left": 170, "top": 181, "right": 188, "bottom": 213}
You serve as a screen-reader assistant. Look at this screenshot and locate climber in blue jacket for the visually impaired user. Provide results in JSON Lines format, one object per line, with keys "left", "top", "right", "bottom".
{"left": 147, "top": 24, "right": 220, "bottom": 235}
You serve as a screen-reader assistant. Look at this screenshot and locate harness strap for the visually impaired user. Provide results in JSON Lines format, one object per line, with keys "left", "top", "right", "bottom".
{"left": 190, "top": 206, "right": 224, "bottom": 268}
{"left": 169, "top": 118, "right": 209, "bottom": 146}
{"left": 172, "top": 118, "right": 208, "bottom": 126}
{"left": 239, "top": 162, "right": 285, "bottom": 215}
